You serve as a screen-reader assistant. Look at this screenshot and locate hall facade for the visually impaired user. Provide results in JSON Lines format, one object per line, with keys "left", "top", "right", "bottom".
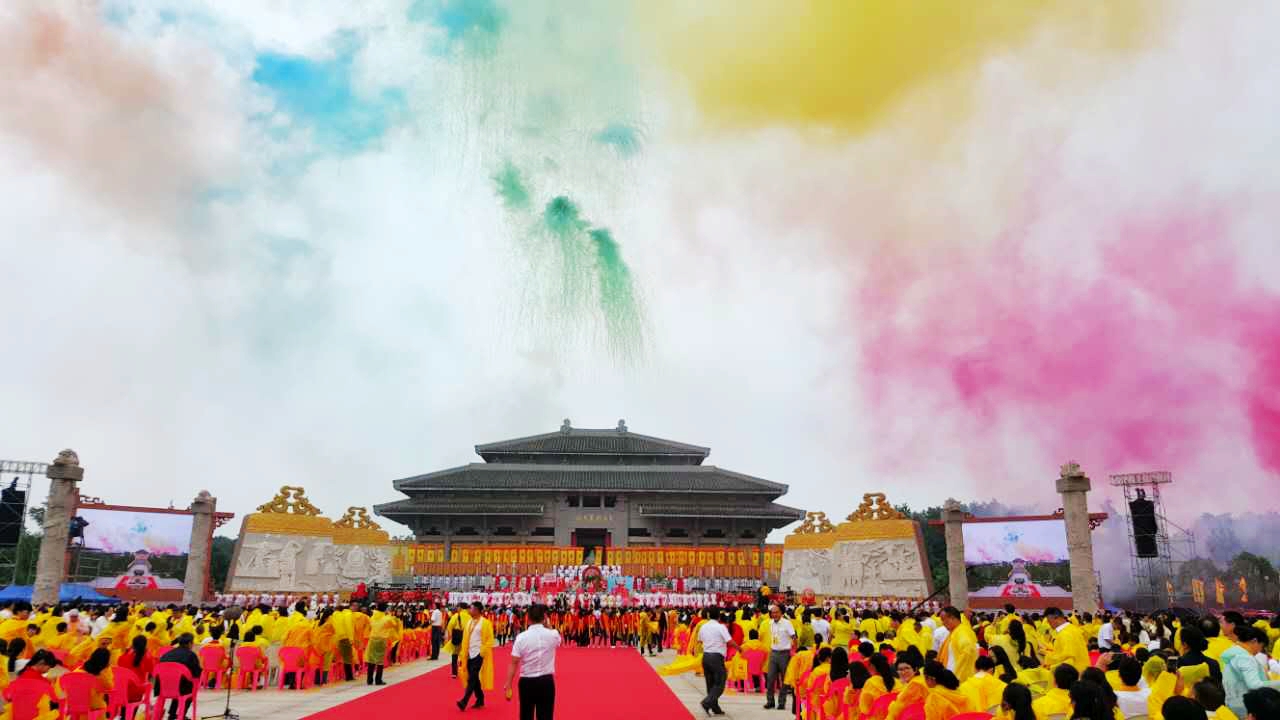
{"left": 373, "top": 420, "right": 804, "bottom": 562}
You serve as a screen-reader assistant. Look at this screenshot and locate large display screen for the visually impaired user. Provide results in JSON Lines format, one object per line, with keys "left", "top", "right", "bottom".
{"left": 74, "top": 507, "right": 195, "bottom": 601}
{"left": 962, "top": 519, "right": 1071, "bottom": 607}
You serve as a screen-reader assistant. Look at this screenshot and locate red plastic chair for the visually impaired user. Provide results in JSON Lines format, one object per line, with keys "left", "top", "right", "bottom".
{"left": 899, "top": 702, "right": 926, "bottom": 720}
{"left": 198, "top": 645, "right": 227, "bottom": 689}
{"left": 152, "top": 664, "right": 197, "bottom": 720}
{"left": 866, "top": 691, "right": 900, "bottom": 720}
{"left": 277, "top": 647, "right": 310, "bottom": 690}
{"left": 108, "top": 666, "right": 150, "bottom": 720}
{"left": 950, "top": 714, "right": 995, "bottom": 720}
{"left": 59, "top": 672, "right": 110, "bottom": 720}
{"left": 744, "top": 650, "right": 768, "bottom": 693}
{"left": 234, "top": 645, "right": 265, "bottom": 690}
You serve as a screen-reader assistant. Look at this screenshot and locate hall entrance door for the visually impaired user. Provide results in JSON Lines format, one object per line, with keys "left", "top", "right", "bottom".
{"left": 572, "top": 528, "right": 608, "bottom": 564}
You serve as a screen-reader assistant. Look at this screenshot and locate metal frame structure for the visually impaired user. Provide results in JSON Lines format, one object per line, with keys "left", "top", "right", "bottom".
{"left": 1109, "top": 471, "right": 1196, "bottom": 611}
{"left": 0, "top": 460, "right": 48, "bottom": 587}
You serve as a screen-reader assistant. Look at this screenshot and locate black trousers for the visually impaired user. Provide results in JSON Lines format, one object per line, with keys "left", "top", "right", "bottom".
{"left": 460, "top": 656, "right": 485, "bottom": 706}
{"left": 701, "top": 653, "right": 727, "bottom": 713}
{"left": 518, "top": 674, "right": 555, "bottom": 720}
{"left": 431, "top": 627, "right": 443, "bottom": 659}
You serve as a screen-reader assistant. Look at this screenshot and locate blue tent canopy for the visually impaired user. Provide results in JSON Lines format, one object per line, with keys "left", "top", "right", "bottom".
{"left": 0, "top": 584, "right": 115, "bottom": 603}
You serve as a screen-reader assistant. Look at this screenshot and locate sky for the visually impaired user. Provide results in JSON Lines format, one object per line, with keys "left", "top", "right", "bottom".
{"left": 2, "top": 0, "right": 1278, "bottom": 552}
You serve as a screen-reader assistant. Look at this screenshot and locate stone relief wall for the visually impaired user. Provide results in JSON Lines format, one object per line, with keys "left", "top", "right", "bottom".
{"left": 229, "top": 532, "right": 392, "bottom": 593}
{"left": 830, "top": 537, "right": 929, "bottom": 598}
{"left": 780, "top": 548, "right": 832, "bottom": 594}
{"left": 781, "top": 495, "right": 931, "bottom": 598}
{"left": 225, "top": 487, "right": 392, "bottom": 594}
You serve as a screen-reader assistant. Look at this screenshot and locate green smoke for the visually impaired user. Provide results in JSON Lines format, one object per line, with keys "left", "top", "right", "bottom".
{"left": 588, "top": 227, "right": 644, "bottom": 358}
{"left": 492, "top": 161, "right": 530, "bottom": 211}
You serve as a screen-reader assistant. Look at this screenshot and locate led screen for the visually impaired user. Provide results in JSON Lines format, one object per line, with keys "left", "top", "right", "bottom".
{"left": 962, "top": 519, "right": 1072, "bottom": 605}
{"left": 79, "top": 508, "right": 193, "bottom": 555}
{"left": 74, "top": 507, "right": 195, "bottom": 600}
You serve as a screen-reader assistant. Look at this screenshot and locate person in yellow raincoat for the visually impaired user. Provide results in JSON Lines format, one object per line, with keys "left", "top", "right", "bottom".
{"left": 938, "top": 607, "right": 978, "bottom": 683}
{"left": 443, "top": 606, "right": 465, "bottom": 678}
{"left": 861, "top": 653, "right": 899, "bottom": 718}
{"left": 784, "top": 642, "right": 816, "bottom": 711}
{"left": 887, "top": 651, "right": 929, "bottom": 720}
{"left": 923, "top": 660, "right": 973, "bottom": 720}
{"left": 456, "top": 602, "right": 494, "bottom": 711}
{"left": 364, "top": 605, "right": 397, "bottom": 686}
{"left": 961, "top": 655, "right": 1008, "bottom": 713}
{"left": 330, "top": 606, "right": 357, "bottom": 682}
{"left": 0, "top": 603, "right": 32, "bottom": 645}
{"left": 308, "top": 610, "right": 336, "bottom": 686}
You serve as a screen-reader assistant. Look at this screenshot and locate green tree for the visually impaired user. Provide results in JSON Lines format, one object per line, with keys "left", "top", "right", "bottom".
{"left": 895, "top": 504, "right": 948, "bottom": 592}
{"left": 1177, "top": 557, "right": 1220, "bottom": 585}
{"left": 1228, "top": 551, "right": 1277, "bottom": 605}
{"left": 210, "top": 536, "right": 236, "bottom": 592}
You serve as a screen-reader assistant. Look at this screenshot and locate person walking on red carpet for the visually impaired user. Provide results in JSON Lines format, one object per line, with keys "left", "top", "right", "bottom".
{"left": 457, "top": 602, "right": 495, "bottom": 712}
{"left": 504, "top": 604, "right": 561, "bottom": 720}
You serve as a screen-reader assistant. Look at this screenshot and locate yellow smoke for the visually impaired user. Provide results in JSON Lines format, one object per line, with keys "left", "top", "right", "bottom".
{"left": 641, "top": 0, "right": 1150, "bottom": 135}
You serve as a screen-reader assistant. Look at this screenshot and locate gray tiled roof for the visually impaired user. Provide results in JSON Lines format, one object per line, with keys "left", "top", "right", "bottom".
{"left": 392, "top": 463, "right": 786, "bottom": 495}
{"left": 636, "top": 502, "right": 805, "bottom": 521}
{"left": 476, "top": 427, "right": 710, "bottom": 459}
{"left": 374, "top": 498, "right": 546, "bottom": 517}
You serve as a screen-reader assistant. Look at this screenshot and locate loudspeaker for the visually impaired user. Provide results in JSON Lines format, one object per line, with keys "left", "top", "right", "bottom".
{"left": 1129, "top": 498, "right": 1159, "bottom": 557}
{"left": 0, "top": 484, "right": 26, "bottom": 546}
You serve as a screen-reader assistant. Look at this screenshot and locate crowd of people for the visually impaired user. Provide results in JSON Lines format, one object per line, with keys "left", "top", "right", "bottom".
{"left": 654, "top": 601, "right": 1280, "bottom": 720}
{"left": 0, "top": 594, "right": 1277, "bottom": 720}
{"left": 0, "top": 598, "right": 436, "bottom": 719}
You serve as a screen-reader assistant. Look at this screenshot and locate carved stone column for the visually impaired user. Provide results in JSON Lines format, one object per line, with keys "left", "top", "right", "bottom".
{"left": 33, "top": 450, "right": 83, "bottom": 606}
{"left": 1056, "top": 463, "right": 1099, "bottom": 612}
{"left": 942, "top": 499, "right": 968, "bottom": 610}
{"left": 182, "top": 491, "right": 216, "bottom": 605}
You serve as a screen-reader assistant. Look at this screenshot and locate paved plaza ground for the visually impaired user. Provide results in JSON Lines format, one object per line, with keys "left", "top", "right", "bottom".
{"left": 211, "top": 646, "right": 789, "bottom": 720}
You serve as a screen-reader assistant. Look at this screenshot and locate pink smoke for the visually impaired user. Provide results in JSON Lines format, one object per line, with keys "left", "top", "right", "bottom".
{"left": 858, "top": 206, "right": 1280, "bottom": 487}
{"left": 0, "top": 4, "right": 236, "bottom": 231}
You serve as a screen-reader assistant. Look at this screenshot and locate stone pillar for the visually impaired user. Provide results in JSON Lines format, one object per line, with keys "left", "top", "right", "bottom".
{"left": 182, "top": 491, "right": 216, "bottom": 605}
{"left": 33, "top": 450, "right": 83, "bottom": 607}
{"left": 1056, "top": 463, "right": 1100, "bottom": 612}
{"left": 942, "top": 499, "right": 968, "bottom": 610}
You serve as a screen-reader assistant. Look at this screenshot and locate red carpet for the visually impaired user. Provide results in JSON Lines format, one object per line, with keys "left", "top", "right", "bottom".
{"left": 303, "top": 646, "right": 693, "bottom": 720}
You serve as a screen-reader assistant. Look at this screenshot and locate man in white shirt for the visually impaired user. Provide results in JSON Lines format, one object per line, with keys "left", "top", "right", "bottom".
{"left": 505, "top": 604, "right": 561, "bottom": 720}
{"left": 1113, "top": 657, "right": 1151, "bottom": 718}
{"left": 810, "top": 611, "right": 831, "bottom": 646}
{"left": 764, "top": 604, "right": 797, "bottom": 711}
{"left": 697, "top": 609, "right": 737, "bottom": 716}
{"left": 1097, "top": 615, "right": 1114, "bottom": 651}
{"left": 430, "top": 604, "right": 444, "bottom": 660}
